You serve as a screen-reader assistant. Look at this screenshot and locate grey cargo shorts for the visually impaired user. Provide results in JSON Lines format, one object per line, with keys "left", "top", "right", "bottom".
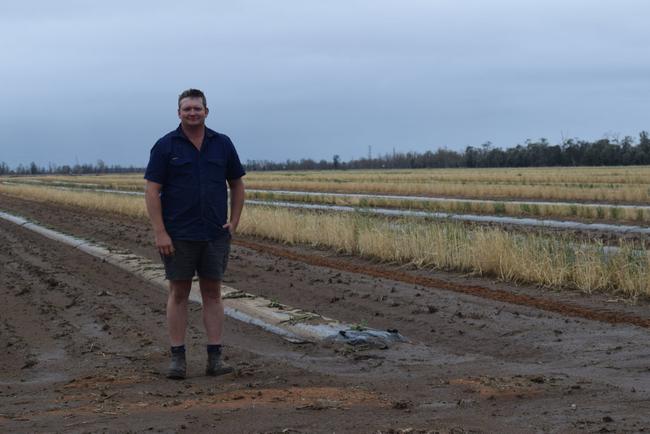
{"left": 160, "top": 233, "right": 231, "bottom": 281}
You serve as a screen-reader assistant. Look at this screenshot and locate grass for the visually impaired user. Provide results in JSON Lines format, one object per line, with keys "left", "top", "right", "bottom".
{"left": 7, "top": 165, "right": 650, "bottom": 203}
{"left": 0, "top": 184, "right": 146, "bottom": 218}
{"left": 241, "top": 206, "right": 650, "bottom": 298}
{"left": 244, "top": 190, "right": 650, "bottom": 224}
{"left": 242, "top": 166, "right": 650, "bottom": 203}
{"left": 1, "top": 174, "right": 145, "bottom": 191}
{"left": 2, "top": 182, "right": 648, "bottom": 298}
{"left": 6, "top": 178, "right": 650, "bottom": 224}
{"left": 245, "top": 166, "right": 650, "bottom": 186}
{"left": 244, "top": 179, "right": 650, "bottom": 204}
{"left": 350, "top": 320, "right": 369, "bottom": 331}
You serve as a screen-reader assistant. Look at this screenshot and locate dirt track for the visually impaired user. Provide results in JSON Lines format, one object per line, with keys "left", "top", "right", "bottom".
{"left": 2, "top": 193, "right": 650, "bottom": 433}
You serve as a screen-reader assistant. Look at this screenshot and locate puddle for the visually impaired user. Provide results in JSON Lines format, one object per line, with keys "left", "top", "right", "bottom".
{"left": 0, "top": 371, "right": 69, "bottom": 387}
{"left": 37, "top": 348, "right": 66, "bottom": 363}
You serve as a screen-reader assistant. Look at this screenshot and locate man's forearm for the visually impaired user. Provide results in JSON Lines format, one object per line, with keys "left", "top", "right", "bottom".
{"left": 145, "top": 189, "right": 167, "bottom": 234}
{"left": 145, "top": 183, "right": 175, "bottom": 255}
{"left": 228, "top": 179, "right": 245, "bottom": 226}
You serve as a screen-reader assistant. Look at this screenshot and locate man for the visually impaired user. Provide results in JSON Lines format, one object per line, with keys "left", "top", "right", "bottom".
{"left": 144, "top": 88, "right": 245, "bottom": 379}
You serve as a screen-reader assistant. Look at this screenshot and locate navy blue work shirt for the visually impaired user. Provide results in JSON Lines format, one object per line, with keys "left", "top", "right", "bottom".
{"left": 144, "top": 124, "right": 246, "bottom": 241}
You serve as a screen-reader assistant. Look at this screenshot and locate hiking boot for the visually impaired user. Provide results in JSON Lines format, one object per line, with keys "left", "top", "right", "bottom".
{"left": 206, "top": 350, "right": 233, "bottom": 376}
{"left": 167, "top": 351, "right": 186, "bottom": 380}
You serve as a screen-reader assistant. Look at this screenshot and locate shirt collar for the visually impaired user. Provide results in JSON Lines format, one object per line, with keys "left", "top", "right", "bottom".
{"left": 172, "top": 124, "right": 217, "bottom": 139}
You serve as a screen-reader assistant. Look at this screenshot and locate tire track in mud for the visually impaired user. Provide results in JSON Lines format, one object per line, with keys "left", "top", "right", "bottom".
{"left": 235, "top": 239, "right": 650, "bottom": 329}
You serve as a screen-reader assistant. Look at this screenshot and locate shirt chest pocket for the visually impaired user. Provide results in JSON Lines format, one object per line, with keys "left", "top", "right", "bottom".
{"left": 169, "top": 157, "right": 194, "bottom": 182}
{"left": 206, "top": 158, "right": 226, "bottom": 184}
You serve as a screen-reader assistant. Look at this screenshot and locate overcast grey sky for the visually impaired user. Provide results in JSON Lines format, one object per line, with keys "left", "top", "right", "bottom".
{"left": 2, "top": 0, "right": 650, "bottom": 168}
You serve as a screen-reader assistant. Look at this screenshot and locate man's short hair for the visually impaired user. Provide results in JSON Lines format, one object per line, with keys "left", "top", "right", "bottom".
{"left": 178, "top": 88, "right": 207, "bottom": 108}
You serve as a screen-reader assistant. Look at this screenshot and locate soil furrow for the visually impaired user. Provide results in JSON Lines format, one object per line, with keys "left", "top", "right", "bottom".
{"left": 235, "top": 239, "right": 650, "bottom": 328}
{"left": 2, "top": 194, "right": 650, "bottom": 432}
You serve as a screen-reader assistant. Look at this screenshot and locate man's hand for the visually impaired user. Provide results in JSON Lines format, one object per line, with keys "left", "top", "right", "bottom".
{"left": 145, "top": 180, "right": 174, "bottom": 255}
{"left": 155, "top": 230, "right": 175, "bottom": 256}
{"left": 222, "top": 221, "right": 238, "bottom": 235}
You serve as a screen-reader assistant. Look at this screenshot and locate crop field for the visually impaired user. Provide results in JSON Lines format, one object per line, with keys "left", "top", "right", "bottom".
{"left": 6, "top": 166, "right": 650, "bottom": 224}
{"left": 9, "top": 165, "right": 650, "bottom": 201}
{"left": 2, "top": 167, "right": 650, "bottom": 297}
{"left": 2, "top": 167, "right": 650, "bottom": 432}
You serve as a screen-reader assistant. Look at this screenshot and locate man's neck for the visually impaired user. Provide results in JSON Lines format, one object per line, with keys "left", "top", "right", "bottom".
{"left": 181, "top": 124, "right": 205, "bottom": 149}
{"left": 181, "top": 124, "right": 204, "bottom": 138}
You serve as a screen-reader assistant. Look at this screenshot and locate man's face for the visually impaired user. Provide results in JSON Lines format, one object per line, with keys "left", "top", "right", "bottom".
{"left": 178, "top": 97, "right": 208, "bottom": 128}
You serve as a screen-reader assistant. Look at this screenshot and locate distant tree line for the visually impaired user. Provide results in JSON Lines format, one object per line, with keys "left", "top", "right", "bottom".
{"left": 245, "top": 132, "right": 650, "bottom": 170}
{"left": 0, "top": 159, "right": 144, "bottom": 175}
{"left": 3, "top": 132, "right": 650, "bottom": 175}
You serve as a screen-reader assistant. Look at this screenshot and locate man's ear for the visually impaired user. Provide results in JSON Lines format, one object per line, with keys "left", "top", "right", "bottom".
{"left": 205, "top": 107, "right": 209, "bottom": 116}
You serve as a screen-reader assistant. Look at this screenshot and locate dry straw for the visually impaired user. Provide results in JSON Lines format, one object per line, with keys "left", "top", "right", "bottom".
{"left": 10, "top": 165, "right": 650, "bottom": 203}
{"left": 6, "top": 177, "right": 650, "bottom": 223}
{"left": 244, "top": 190, "right": 650, "bottom": 224}
{"left": 2, "top": 182, "right": 649, "bottom": 298}
{"left": 239, "top": 205, "right": 650, "bottom": 298}
{"left": 0, "top": 184, "right": 146, "bottom": 218}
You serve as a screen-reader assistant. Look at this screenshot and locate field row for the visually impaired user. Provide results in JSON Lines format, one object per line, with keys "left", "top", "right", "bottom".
{"left": 21, "top": 166, "right": 650, "bottom": 184}
{"left": 245, "top": 190, "right": 650, "bottom": 224}
{"left": 5, "top": 181, "right": 648, "bottom": 235}
{"left": 7, "top": 167, "right": 650, "bottom": 203}
{"left": 1, "top": 182, "right": 649, "bottom": 298}
{"left": 5, "top": 179, "right": 650, "bottom": 224}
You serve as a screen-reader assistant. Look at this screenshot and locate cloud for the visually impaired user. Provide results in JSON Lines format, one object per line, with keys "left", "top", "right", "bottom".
{"left": 1, "top": 0, "right": 650, "bottom": 166}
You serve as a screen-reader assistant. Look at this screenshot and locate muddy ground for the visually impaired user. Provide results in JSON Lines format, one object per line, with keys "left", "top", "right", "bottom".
{"left": 1, "top": 193, "right": 650, "bottom": 433}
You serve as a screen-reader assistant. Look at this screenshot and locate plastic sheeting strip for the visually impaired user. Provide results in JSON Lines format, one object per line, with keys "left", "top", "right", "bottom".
{"left": 0, "top": 210, "right": 407, "bottom": 347}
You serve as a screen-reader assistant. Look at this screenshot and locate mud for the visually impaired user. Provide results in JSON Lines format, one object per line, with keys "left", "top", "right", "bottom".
{"left": 2, "top": 193, "right": 650, "bottom": 433}
{"left": 234, "top": 239, "right": 650, "bottom": 328}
